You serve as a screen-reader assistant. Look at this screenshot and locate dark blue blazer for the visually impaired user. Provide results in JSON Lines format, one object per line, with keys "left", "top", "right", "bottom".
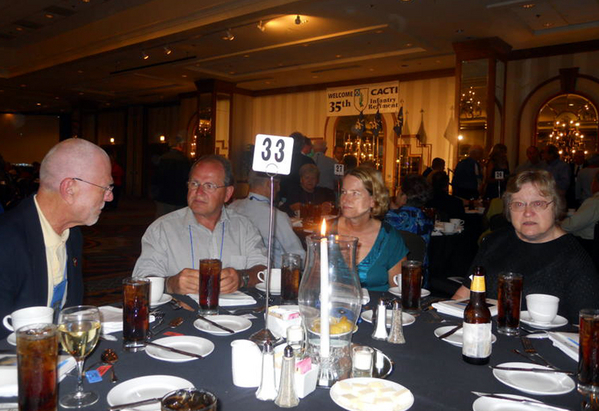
{"left": 0, "top": 196, "right": 83, "bottom": 339}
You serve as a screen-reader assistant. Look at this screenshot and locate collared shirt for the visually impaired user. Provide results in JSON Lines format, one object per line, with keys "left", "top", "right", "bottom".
{"left": 229, "top": 193, "right": 306, "bottom": 267}
{"left": 561, "top": 192, "right": 599, "bottom": 240}
{"left": 33, "top": 195, "right": 70, "bottom": 306}
{"left": 132, "top": 206, "right": 267, "bottom": 278}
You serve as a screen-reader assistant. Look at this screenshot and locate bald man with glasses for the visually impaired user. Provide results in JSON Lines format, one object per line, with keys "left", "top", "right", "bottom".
{"left": 133, "top": 154, "right": 267, "bottom": 295}
{"left": 0, "top": 138, "right": 113, "bottom": 339}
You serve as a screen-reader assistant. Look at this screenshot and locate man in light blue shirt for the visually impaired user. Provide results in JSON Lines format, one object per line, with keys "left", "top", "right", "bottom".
{"left": 229, "top": 171, "right": 306, "bottom": 267}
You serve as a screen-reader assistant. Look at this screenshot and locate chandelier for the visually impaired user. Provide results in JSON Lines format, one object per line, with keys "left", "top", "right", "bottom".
{"left": 548, "top": 116, "right": 585, "bottom": 162}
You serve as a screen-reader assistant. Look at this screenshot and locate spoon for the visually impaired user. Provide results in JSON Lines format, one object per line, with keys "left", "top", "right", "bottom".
{"left": 152, "top": 317, "right": 184, "bottom": 336}
{"left": 101, "top": 349, "right": 119, "bottom": 383}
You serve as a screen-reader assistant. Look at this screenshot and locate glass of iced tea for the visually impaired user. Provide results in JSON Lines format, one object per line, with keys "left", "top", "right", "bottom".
{"left": 401, "top": 260, "right": 422, "bottom": 314}
{"left": 199, "top": 259, "right": 222, "bottom": 315}
{"left": 281, "top": 253, "right": 302, "bottom": 303}
{"left": 17, "top": 323, "right": 58, "bottom": 411}
{"left": 578, "top": 309, "right": 599, "bottom": 396}
{"left": 58, "top": 306, "right": 101, "bottom": 408}
{"left": 497, "top": 272, "right": 523, "bottom": 336}
{"left": 122, "top": 278, "right": 150, "bottom": 352}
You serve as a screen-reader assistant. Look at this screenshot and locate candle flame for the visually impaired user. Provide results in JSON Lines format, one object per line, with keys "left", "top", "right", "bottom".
{"left": 320, "top": 218, "right": 327, "bottom": 236}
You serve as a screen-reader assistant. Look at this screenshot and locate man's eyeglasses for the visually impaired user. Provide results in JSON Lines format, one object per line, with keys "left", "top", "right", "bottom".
{"left": 187, "top": 181, "right": 226, "bottom": 193}
{"left": 508, "top": 200, "right": 553, "bottom": 212}
{"left": 72, "top": 177, "right": 114, "bottom": 193}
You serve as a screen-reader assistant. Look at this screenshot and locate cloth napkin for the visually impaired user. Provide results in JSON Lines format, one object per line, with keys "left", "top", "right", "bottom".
{"left": 0, "top": 355, "right": 76, "bottom": 397}
{"left": 547, "top": 332, "right": 579, "bottom": 362}
{"left": 99, "top": 306, "right": 155, "bottom": 334}
{"left": 187, "top": 291, "right": 257, "bottom": 307}
{"left": 432, "top": 299, "right": 498, "bottom": 318}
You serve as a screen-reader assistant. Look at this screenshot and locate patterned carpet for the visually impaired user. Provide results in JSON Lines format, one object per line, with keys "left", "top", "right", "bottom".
{"left": 81, "top": 197, "right": 156, "bottom": 306}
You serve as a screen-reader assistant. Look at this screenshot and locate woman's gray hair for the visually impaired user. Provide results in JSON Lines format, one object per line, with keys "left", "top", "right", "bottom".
{"left": 503, "top": 170, "right": 564, "bottom": 222}
{"left": 191, "top": 154, "right": 235, "bottom": 186}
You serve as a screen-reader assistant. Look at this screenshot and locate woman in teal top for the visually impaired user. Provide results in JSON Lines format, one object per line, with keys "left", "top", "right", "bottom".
{"left": 334, "top": 166, "right": 408, "bottom": 291}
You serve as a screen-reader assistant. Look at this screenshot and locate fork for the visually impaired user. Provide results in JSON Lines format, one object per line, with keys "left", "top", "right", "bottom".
{"left": 427, "top": 309, "right": 449, "bottom": 323}
{"left": 520, "top": 337, "right": 557, "bottom": 369}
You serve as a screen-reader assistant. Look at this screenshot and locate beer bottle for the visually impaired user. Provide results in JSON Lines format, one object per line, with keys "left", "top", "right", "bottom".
{"left": 462, "top": 266, "right": 492, "bottom": 365}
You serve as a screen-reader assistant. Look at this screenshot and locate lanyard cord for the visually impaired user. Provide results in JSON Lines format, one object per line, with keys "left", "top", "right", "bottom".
{"left": 189, "top": 221, "right": 226, "bottom": 269}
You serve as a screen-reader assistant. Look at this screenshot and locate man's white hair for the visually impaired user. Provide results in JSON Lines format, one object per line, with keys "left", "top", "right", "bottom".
{"left": 40, "top": 138, "right": 108, "bottom": 191}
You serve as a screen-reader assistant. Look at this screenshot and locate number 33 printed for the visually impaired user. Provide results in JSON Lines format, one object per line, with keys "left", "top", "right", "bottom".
{"left": 261, "top": 138, "right": 285, "bottom": 162}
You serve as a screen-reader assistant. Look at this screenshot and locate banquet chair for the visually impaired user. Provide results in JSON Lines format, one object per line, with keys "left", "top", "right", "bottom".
{"left": 398, "top": 230, "right": 426, "bottom": 263}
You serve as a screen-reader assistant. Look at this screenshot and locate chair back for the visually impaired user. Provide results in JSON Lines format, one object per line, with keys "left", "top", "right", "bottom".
{"left": 399, "top": 230, "right": 427, "bottom": 263}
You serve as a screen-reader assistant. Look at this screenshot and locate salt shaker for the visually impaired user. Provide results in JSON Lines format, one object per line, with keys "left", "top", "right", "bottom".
{"left": 387, "top": 299, "right": 406, "bottom": 344}
{"left": 371, "top": 298, "right": 388, "bottom": 340}
{"left": 274, "top": 345, "right": 299, "bottom": 408}
{"left": 256, "top": 341, "right": 277, "bottom": 401}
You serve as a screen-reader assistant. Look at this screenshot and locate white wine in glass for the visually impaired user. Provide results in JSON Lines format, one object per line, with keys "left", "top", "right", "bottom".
{"left": 58, "top": 305, "right": 101, "bottom": 408}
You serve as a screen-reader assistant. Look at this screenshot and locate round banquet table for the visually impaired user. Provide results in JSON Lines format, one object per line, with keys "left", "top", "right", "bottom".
{"left": 1, "top": 291, "right": 586, "bottom": 411}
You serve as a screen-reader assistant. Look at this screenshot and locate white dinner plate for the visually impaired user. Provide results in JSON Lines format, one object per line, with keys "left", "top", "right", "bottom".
{"left": 6, "top": 333, "right": 15, "bottom": 346}
{"left": 360, "top": 310, "right": 415, "bottom": 327}
{"left": 193, "top": 315, "right": 252, "bottom": 335}
{"left": 492, "top": 362, "right": 575, "bottom": 395}
{"left": 520, "top": 312, "right": 568, "bottom": 329}
{"left": 472, "top": 393, "right": 545, "bottom": 411}
{"left": 145, "top": 336, "right": 214, "bottom": 362}
{"left": 150, "top": 294, "right": 173, "bottom": 308}
{"left": 434, "top": 326, "right": 497, "bottom": 347}
{"left": 106, "top": 375, "right": 194, "bottom": 411}
{"left": 331, "top": 377, "right": 414, "bottom": 411}
{"left": 255, "top": 282, "right": 281, "bottom": 295}
{"left": 388, "top": 286, "right": 431, "bottom": 298}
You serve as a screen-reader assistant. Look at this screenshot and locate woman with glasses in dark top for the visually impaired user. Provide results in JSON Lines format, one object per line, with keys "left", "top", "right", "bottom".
{"left": 453, "top": 170, "right": 599, "bottom": 323}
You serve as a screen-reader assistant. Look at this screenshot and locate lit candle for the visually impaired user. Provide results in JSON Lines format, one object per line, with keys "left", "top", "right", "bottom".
{"left": 320, "top": 219, "right": 330, "bottom": 357}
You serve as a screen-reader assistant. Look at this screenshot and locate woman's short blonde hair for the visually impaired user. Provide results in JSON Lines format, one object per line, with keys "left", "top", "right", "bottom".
{"left": 503, "top": 169, "right": 564, "bottom": 222}
{"left": 346, "top": 166, "right": 389, "bottom": 219}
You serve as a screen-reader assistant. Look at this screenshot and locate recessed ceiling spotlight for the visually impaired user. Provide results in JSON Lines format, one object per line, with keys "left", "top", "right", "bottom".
{"left": 405, "top": 43, "right": 412, "bottom": 47}
{"left": 141, "top": 50, "right": 149, "bottom": 60}
{"left": 243, "top": 54, "right": 250, "bottom": 58}
{"left": 368, "top": 68, "right": 375, "bottom": 72}
{"left": 78, "top": 92, "right": 84, "bottom": 95}
{"left": 222, "top": 29, "right": 234, "bottom": 41}
{"left": 181, "top": 74, "right": 187, "bottom": 78}
{"left": 164, "top": 46, "right": 172, "bottom": 55}
{"left": 229, "top": 71, "right": 235, "bottom": 74}
{"left": 543, "top": 22, "right": 554, "bottom": 28}
{"left": 335, "top": 54, "right": 342, "bottom": 58}
{"left": 295, "top": 15, "right": 302, "bottom": 25}
{"left": 455, "top": 29, "right": 464, "bottom": 33}
{"left": 257, "top": 20, "right": 265, "bottom": 32}
{"left": 522, "top": 3, "right": 535, "bottom": 8}
{"left": 36, "top": 102, "right": 41, "bottom": 106}
{"left": 77, "top": 70, "right": 83, "bottom": 74}
{"left": 15, "top": 27, "right": 23, "bottom": 31}
{"left": 45, "top": 13, "right": 54, "bottom": 19}
{"left": 312, "top": 75, "right": 318, "bottom": 78}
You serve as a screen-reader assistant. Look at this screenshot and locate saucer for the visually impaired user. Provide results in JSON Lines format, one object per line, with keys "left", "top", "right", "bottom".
{"left": 388, "top": 286, "right": 431, "bottom": 298}
{"left": 150, "top": 293, "right": 173, "bottom": 308}
{"left": 255, "top": 282, "right": 281, "bottom": 295}
{"left": 520, "top": 311, "right": 568, "bottom": 329}
{"left": 6, "top": 333, "right": 15, "bottom": 346}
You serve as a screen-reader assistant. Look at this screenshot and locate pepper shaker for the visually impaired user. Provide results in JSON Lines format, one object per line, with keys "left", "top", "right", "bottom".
{"left": 371, "top": 298, "right": 388, "bottom": 340}
{"left": 387, "top": 299, "right": 406, "bottom": 344}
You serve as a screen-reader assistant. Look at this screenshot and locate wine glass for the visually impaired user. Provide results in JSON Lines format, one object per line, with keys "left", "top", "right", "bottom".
{"left": 58, "top": 305, "right": 102, "bottom": 408}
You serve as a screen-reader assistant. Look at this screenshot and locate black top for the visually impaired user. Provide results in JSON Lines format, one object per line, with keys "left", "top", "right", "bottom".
{"left": 466, "top": 227, "right": 599, "bottom": 323}
{"left": 425, "top": 191, "right": 465, "bottom": 221}
{"left": 280, "top": 185, "right": 336, "bottom": 217}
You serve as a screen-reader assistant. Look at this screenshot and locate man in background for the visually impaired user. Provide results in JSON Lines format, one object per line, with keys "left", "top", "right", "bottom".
{"left": 153, "top": 136, "right": 191, "bottom": 218}
{"left": 312, "top": 139, "right": 339, "bottom": 191}
{"left": 451, "top": 145, "right": 484, "bottom": 199}
{"left": 543, "top": 144, "right": 571, "bottom": 196}
{"left": 0, "top": 138, "right": 113, "bottom": 339}
{"left": 422, "top": 157, "right": 445, "bottom": 180}
{"left": 513, "top": 146, "right": 546, "bottom": 175}
{"left": 333, "top": 145, "right": 345, "bottom": 164}
{"left": 229, "top": 171, "right": 305, "bottom": 267}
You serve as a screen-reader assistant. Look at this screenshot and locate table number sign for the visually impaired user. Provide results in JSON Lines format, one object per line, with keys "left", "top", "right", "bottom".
{"left": 494, "top": 171, "right": 504, "bottom": 180}
{"left": 252, "top": 134, "right": 294, "bottom": 176}
{"left": 334, "top": 164, "right": 344, "bottom": 176}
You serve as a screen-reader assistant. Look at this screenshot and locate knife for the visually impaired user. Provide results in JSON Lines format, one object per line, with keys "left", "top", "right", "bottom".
{"left": 196, "top": 315, "right": 235, "bottom": 333}
{"left": 471, "top": 391, "right": 573, "bottom": 411}
{"left": 146, "top": 341, "right": 204, "bottom": 359}
{"left": 170, "top": 297, "right": 195, "bottom": 312}
{"left": 489, "top": 365, "right": 575, "bottom": 375}
{"left": 108, "top": 397, "right": 162, "bottom": 410}
{"left": 437, "top": 324, "right": 463, "bottom": 340}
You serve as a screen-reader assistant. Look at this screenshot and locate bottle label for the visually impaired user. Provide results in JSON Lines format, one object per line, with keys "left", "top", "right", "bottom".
{"left": 471, "top": 275, "right": 486, "bottom": 293}
{"left": 462, "top": 322, "right": 492, "bottom": 358}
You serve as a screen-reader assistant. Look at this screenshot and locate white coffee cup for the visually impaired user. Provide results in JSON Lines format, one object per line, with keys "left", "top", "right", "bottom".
{"left": 450, "top": 218, "right": 464, "bottom": 231}
{"left": 393, "top": 274, "right": 401, "bottom": 287}
{"left": 443, "top": 222, "right": 455, "bottom": 233}
{"left": 147, "top": 276, "right": 165, "bottom": 304}
{"left": 231, "top": 339, "right": 262, "bottom": 387}
{"left": 526, "top": 294, "right": 559, "bottom": 324}
{"left": 257, "top": 268, "right": 281, "bottom": 291}
{"left": 3, "top": 306, "right": 54, "bottom": 332}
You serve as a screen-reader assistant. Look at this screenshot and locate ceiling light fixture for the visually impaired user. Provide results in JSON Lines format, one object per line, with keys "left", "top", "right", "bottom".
{"left": 141, "top": 50, "right": 149, "bottom": 60}
{"left": 222, "top": 29, "right": 234, "bottom": 41}
{"left": 45, "top": 13, "right": 54, "bottom": 19}
{"left": 295, "top": 15, "right": 302, "bottom": 25}
{"left": 164, "top": 46, "right": 172, "bottom": 55}
{"left": 257, "top": 20, "right": 265, "bottom": 32}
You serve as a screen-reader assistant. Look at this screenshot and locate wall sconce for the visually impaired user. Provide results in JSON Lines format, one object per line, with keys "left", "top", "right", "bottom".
{"left": 109, "top": 138, "right": 115, "bottom": 144}
{"left": 257, "top": 20, "right": 265, "bottom": 32}
{"left": 141, "top": 50, "right": 149, "bottom": 60}
{"left": 159, "top": 135, "right": 166, "bottom": 142}
{"left": 163, "top": 46, "right": 172, "bottom": 55}
{"left": 222, "top": 29, "right": 234, "bottom": 41}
